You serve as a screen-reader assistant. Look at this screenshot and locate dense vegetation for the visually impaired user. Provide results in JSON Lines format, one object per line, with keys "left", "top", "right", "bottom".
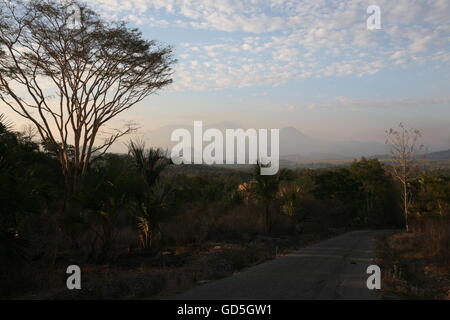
{"left": 1, "top": 116, "right": 449, "bottom": 298}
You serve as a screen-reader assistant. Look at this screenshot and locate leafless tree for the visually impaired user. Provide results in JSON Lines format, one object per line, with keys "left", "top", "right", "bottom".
{"left": 0, "top": 0, "right": 175, "bottom": 190}
{"left": 386, "top": 123, "right": 424, "bottom": 232}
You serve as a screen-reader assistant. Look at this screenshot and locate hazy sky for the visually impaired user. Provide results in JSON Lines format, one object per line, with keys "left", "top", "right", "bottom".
{"left": 2, "top": 0, "right": 450, "bottom": 147}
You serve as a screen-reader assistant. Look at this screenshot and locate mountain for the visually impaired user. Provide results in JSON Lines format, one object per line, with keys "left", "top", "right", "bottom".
{"left": 143, "top": 122, "right": 391, "bottom": 160}
{"left": 426, "top": 149, "right": 450, "bottom": 160}
{"left": 278, "top": 127, "right": 389, "bottom": 158}
{"left": 370, "top": 149, "right": 450, "bottom": 161}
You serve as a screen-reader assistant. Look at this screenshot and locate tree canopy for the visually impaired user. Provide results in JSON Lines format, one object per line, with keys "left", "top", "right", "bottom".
{"left": 0, "top": 0, "right": 175, "bottom": 187}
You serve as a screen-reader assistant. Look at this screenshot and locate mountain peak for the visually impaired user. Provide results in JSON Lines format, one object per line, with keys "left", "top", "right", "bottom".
{"left": 281, "top": 126, "right": 310, "bottom": 138}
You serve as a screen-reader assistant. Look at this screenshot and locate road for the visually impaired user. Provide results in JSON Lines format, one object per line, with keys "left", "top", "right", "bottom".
{"left": 174, "top": 230, "right": 392, "bottom": 300}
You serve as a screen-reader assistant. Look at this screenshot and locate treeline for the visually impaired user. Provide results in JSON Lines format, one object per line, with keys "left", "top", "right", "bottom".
{"left": 1, "top": 117, "right": 449, "bottom": 297}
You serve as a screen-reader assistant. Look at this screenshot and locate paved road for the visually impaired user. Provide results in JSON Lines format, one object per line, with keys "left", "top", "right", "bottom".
{"left": 175, "top": 230, "right": 392, "bottom": 300}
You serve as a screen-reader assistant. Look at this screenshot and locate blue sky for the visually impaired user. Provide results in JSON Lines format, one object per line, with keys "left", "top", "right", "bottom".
{"left": 4, "top": 0, "right": 450, "bottom": 148}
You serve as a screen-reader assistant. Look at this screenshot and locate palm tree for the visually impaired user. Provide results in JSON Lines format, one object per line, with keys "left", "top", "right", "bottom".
{"left": 129, "top": 141, "right": 172, "bottom": 188}
{"left": 128, "top": 141, "right": 172, "bottom": 249}
{"left": 136, "top": 182, "right": 172, "bottom": 249}
{"left": 279, "top": 183, "right": 308, "bottom": 233}
{"left": 0, "top": 114, "right": 13, "bottom": 135}
{"left": 251, "top": 162, "right": 293, "bottom": 234}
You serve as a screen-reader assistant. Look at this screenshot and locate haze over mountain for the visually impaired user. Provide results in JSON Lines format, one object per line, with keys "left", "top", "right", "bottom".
{"left": 142, "top": 122, "right": 450, "bottom": 161}
{"left": 142, "top": 122, "right": 392, "bottom": 160}
{"left": 425, "top": 149, "right": 450, "bottom": 160}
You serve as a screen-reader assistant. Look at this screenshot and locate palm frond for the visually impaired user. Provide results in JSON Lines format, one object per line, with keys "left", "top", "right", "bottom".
{"left": 128, "top": 140, "right": 172, "bottom": 188}
{"left": 0, "top": 114, "right": 14, "bottom": 134}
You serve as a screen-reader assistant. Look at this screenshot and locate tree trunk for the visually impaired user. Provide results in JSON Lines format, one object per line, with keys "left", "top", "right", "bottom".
{"left": 403, "top": 181, "right": 409, "bottom": 232}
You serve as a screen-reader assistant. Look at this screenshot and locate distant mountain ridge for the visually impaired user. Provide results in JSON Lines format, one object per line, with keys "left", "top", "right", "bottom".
{"left": 426, "top": 149, "right": 450, "bottom": 160}
{"left": 370, "top": 149, "right": 450, "bottom": 161}
{"left": 143, "top": 122, "right": 448, "bottom": 161}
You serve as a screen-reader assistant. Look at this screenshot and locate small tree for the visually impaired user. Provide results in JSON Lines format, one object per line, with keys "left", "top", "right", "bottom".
{"left": 0, "top": 0, "right": 175, "bottom": 191}
{"left": 129, "top": 142, "right": 172, "bottom": 250}
{"left": 251, "top": 162, "right": 292, "bottom": 234}
{"left": 279, "top": 183, "right": 309, "bottom": 233}
{"left": 386, "top": 123, "right": 423, "bottom": 232}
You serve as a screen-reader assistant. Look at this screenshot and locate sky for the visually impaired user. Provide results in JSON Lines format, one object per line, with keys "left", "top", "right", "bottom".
{"left": 2, "top": 0, "right": 450, "bottom": 149}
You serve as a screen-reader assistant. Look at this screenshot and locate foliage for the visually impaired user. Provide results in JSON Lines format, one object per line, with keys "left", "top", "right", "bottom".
{"left": 412, "top": 174, "right": 450, "bottom": 217}
{"left": 73, "top": 154, "right": 141, "bottom": 260}
{"left": 129, "top": 142, "right": 173, "bottom": 250}
{"left": 250, "top": 162, "right": 293, "bottom": 233}
{"left": 349, "top": 158, "right": 400, "bottom": 226}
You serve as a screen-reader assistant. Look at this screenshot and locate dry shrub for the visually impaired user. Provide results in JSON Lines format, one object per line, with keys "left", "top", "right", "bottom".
{"left": 270, "top": 208, "right": 294, "bottom": 236}
{"left": 163, "top": 206, "right": 217, "bottom": 245}
{"left": 164, "top": 203, "right": 267, "bottom": 244}
{"left": 410, "top": 215, "right": 450, "bottom": 270}
{"left": 212, "top": 203, "right": 264, "bottom": 240}
{"left": 114, "top": 227, "right": 140, "bottom": 252}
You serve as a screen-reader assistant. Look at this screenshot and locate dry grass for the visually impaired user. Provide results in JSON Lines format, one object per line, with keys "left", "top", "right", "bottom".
{"left": 376, "top": 217, "right": 450, "bottom": 300}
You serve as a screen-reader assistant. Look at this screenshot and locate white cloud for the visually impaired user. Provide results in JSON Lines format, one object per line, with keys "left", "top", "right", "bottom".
{"left": 297, "top": 95, "right": 450, "bottom": 111}
{"left": 85, "top": 0, "right": 450, "bottom": 91}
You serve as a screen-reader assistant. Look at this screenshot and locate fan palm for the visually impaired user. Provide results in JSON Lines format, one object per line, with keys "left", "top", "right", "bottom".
{"left": 0, "top": 114, "right": 13, "bottom": 135}
{"left": 251, "top": 162, "right": 293, "bottom": 234}
{"left": 128, "top": 141, "right": 172, "bottom": 189}
{"left": 128, "top": 141, "right": 172, "bottom": 249}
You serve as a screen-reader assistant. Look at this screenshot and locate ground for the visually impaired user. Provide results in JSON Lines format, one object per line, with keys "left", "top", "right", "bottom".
{"left": 376, "top": 232, "right": 450, "bottom": 300}
{"left": 22, "top": 232, "right": 333, "bottom": 299}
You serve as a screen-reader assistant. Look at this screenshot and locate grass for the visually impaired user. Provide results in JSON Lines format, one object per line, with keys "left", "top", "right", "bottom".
{"left": 375, "top": 220, "right": 450, "bottom": 300}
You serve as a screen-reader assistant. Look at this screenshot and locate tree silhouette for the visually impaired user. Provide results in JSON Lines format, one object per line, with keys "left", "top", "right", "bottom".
{"left": 0, "top": 0, "right": 175, "bottom": 191}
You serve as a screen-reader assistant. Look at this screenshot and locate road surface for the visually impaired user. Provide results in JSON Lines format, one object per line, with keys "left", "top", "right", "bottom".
{"left": 175, "top": 230, "right": 391, "bottom": 300}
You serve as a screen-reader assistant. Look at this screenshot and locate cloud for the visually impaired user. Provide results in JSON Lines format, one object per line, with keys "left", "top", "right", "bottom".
{"left": 85, "top": 0, "right": 450, "bottom": 91}
{"left": 294, "top": 95, "right": 450, "bottom": 111}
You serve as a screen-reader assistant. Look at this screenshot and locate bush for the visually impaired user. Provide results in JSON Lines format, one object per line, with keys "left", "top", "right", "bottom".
{"left": 410, "top": 215, "right": 450, "bottom": 270}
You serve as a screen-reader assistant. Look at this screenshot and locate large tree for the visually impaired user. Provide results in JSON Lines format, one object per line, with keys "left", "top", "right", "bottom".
{"left": 0, "top": 0, "right": 175, "bottom": 189}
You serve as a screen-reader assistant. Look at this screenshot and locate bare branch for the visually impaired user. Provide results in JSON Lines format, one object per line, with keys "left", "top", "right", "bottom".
{"left": 0, "top": 0, "right": 175, "bottom": 189}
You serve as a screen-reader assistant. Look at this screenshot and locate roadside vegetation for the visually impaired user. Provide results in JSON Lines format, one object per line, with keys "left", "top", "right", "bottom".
{"left": 374, "top": 125, "right": 450, "bottom": 300}
{"left": 376, "top": 181, "right": 450, "bottom": 300}
{"left": 0, "top": 115, "right": 408, "bottom": 299}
